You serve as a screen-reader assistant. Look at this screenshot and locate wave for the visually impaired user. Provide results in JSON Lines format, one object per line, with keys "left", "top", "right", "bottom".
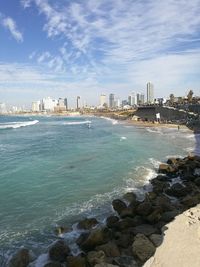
{"left": 149, "top": 158, "right": 162, "bottom": 169}
{"left": 63, "top": 120, "right": 91, "bottom": 125}
{"left": 100, "top": 116, "right": 118, "bottom": 125}
{"left": 120, "top": 136, "right": 127, "bottom": 141}
{"left": 146, "top": 127, "right": 163, "bottom": 135}
{"left": 0, "top": 120, "right": 39, "bottom": 129}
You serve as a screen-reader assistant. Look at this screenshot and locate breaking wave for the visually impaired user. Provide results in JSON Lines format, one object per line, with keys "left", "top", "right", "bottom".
{"left": 0, "top": 120, "right": 39, "bottom": 129}
{"left": 63, "top": 120, "right": 91, "bottom": 125}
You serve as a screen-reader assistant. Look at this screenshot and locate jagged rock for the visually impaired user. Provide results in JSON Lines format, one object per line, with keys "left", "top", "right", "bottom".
{"left": 123, "top": 192, "right": 137, "bottom": 204}
{"left": 79, "top": 227, "right": 111, "bottom": 251}
{"left": 136, "top": 201, "right": 153, "bottom": 216}
{"left": 161, "top": 210, "right": 179, "bottom": 223}
{"left": 131, "top": 224, "right": 157, "bottom": 236}
{"left": 67, "top": 255, "right": 87, "bottom": 267}
{"left": 132, "top": 234, "right": 156, "bottom": 263}
{"left": 49, "top": 240, "right": 70, "bottom": 262}
{"left": 43, "top": 262, "right": 62, "bottom": 267}
{"left": 165, "top": 183, "right": 189, "bottom": 198}
{"left": 149, "top": 234, "right": 163, "bottom": 247}
{"left": 8, "top": 248, "right": 35, "bottom": 267}
{"left": 87, "top": 250, "right": 106, "bottom": 265}
{"left": 77, "top": 218, "right": 99, "bottom": 230}
{"left": 96, "top": 241, "right": 120, "bottom": 257}
{"left": 112, "top": 199, "right": 127, "bottom": 215}
{"left": 106, "top": 216, "right": 119, "bottom": 228}
{"left": 112, "top": 256, "right": 138, "bottom": 267}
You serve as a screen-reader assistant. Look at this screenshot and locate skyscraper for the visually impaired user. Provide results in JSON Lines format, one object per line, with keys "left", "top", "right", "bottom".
{"left": 109, "top": 94, "right": 115, "bottom": 108}
{"left": 77, "top": 96, "right": 81, "bottom": 109}
{"left": 64, "top": 98, "right": 68, "bottom": 110}
{"left": 128, "top": 92, "right": 137, "bottom": 106}
{"left": 147, "top": 82, "right": 154, "bottom": 104}
{"left": 100, "top": 94, "right": 107, "bottom": 107}
{"left": 137, "top": 93, "right": 145, "bottom": 105}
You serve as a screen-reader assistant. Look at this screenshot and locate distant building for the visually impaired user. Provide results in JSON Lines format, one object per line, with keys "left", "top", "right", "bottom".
{"left": 122, "top": 100, "right": 128, "bottom": 107}
{"left": 0, "top": 103, "right": 7, "bottom": 113}
{"left": 147, "top": 82, "right": 154, "bottom": 104}
{"left": 42, "top": 97, "right": 57, "bottom": 112}
{"left": 115, "top": 98, "right": 121, "bottom": 108}
{"left": 100, "top": 94, "right": 107, "bottom": 107}
{"left": 109, "top": 94, "right": 115, "bottom": 108}
{"left": 32, "top": 101, "right": 40, "bottom": 112}
{"left": 137, "top": 93, "right": 145, "bottom": 105}
{"left": 64, "top": 98, "right": 68, "bottom": 110}
{"left": 77, "top": 96, "right": 81, "bottom": 109}
{"left": 128, "top": 92, "right": 137, "bottom": 106}
{"left": 54, "top": 98, "right": 66, "bottom": 112}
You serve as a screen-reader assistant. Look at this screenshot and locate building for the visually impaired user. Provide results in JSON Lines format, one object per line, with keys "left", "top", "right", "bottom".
{"left": 100, "top": 94, "right": 107, "bottom": 107}
{"left": 147, "top": 82, "right": 154, "bottom": 104}
{"left": 115, "top": 98, "right": 121, "bottom": 108}
{"left": 54, "top": 98, "right": 66, "bottom": 112}
{"left": 64, "top": 98, "right": 68, "bottom": 110}
{"left": 0, "top": 103, "right": 7, "bottom": 113}
{"left": 122, "top": 100, "right": 128, "bottom": 107}
{"left": 77, "top": 96, "right": 81, "bottom": 109}
{"left": 32, "top": 101, "right": 41, "bottom": 112}
{"left": 137, "top": 93, "right": 145, "bottom": 105}
{"left": 109, "top": 94, "right": 115, "bottom": 108}
{"left": 128, "top": 92, "right": 137, "bottom": 106}
{"left": 42, "top": 97, "right": 57, "bottom": 112}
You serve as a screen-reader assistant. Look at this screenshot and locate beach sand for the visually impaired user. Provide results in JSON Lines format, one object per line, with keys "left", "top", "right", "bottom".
{"left": 144, "top": 204, "right": 200, "bottom": 267}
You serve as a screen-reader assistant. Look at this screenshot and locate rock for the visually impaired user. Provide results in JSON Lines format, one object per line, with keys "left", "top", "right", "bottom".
{"left": 132, "top": 234, "right": 156, "bottom": 263}
{"left": 167, "top": 158, "right": 178, "bottom": 165}
{"left": 146, "top": 208, "right": 162, "bottom": 224}
{"left": 151, "top": 179, "right": 170, "bottom": 194}
{"left": 67, "top": 255, "right": 87, "bottom": 267}
{"left": 131, "top": 224, "right": 157, "bottom": 236}
{"left": 123, "top": 192, "right": 137, "bottom": 203}
{"left": 149, "top": 234, "right": 163, "bottom": 247}
{"left": 54, "top": 226, "right": 71, "bottom": 235}
{"left": 165, "top": 183, "right": 189, "bottom": 198}
{"left": 43, "top": 262, "right": 62, "bottom": 267}
{"left": 158, "top": 163, "right": 177, "bottom": 176}
{"left": 161, "top": 210, "right": 179, "bottom": 223}
{"left": 87, "top": 250, "right": 106, "bottom": 265}
{"left": 152, "top": 195, "right": 175, "bottom": 212}
{"left": 112, "top": 256, "right": 138, "bottom": 267}
{"left": 106, "top": 216, "right": 119, "bottom": 228}
{"left": 77, "top": 218, "right": 99, "bottom": 230}
{"left": 136, "top": 201, "right": 153, "bottom": 216}
{"left": 194, "top": 177, "right": 200, "bottom": 186}
{"left": 49, "top": 240, "right": 70, "bottom": 262}
{"left": 115, "top": 233, "right": 133, "bottom": 248}
{"left": 146, "top": 192, "right": 157, "bottom": 201}
{"left": 114, "top": 217, "right": 141, "bottom": 231}
{"left": 112, "top": 199, "right": 127, "bottom": 215}
{"left": 79, "top": 227, "right": 111, "bottom": 251}
{"left": 76, "top": 232, "right": 90, "bottom": 246}
{"left": 120, "top": 207, "right": 135, "bottom": 219}
{"left": 94, "top": 263, "right": 119, "bottom": 267}
{"left": 96, "top": 241, "right": 120, "bottom": 257}
{"left": 180, "top": 195, "right": 200, "bottom": 209}
{"left": 8, "top": 248, "right": 34, "bottom": 267}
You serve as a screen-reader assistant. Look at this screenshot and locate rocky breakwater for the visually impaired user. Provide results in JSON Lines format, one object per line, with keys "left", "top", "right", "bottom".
{"left": 8, "top": 155, "right": 200, "bottom": 267}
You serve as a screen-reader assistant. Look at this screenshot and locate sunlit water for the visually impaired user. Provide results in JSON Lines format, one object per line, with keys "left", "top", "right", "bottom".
{"left": 0, "top": 115, "right": 198, "bottom": 260}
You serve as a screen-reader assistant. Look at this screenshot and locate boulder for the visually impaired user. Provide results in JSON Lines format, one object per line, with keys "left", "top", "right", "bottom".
{"left": 77, "top": 218, "right": 99, "bottom": 230}
{"left": 161, "top": 210, "right": 179, "bottom": 223}
{"left": 180, "top": 195, "right": 200, "bottom": 209}
{"left": 87, "top": 250, "right": 106, "bottom": 265}
{"left": 152, "top": 195, "right": 175, "bottom": 212}
{"left": 131, "top": 224, "right": 157, "bottom": 236}
{"left": 54, "top": 226, "right": 71, "bottom": 235}
{"left": 149, "top": 234, "right": 163, "bottom": 247}
{"left": 165, "top": 183, "right": 189, "bottom": 198}
{"left": 136, "top": 201, "right": 153, "bottom": 216}
{"left": 123, "top": 192, "right": 137, "bottom": 203}
{"left": 120, "top": 207, "right": 135, "bottom": 219}
{"left": 112, "top": 256, "right": 138, "bottom": 267}
{"left": 115, "top": 232, "right": 133, "bottom": 249}
{"left": 112, "top": 199, "right": 127, "bottom": 215}
{"left": 79, "top": 227, "right": 111, "bottom": 251}
{"left": 194, "top": 177, "right": 200, "bottom": 186}
{"left": 132, "top": 234, "right": 156, "bottom": 263}
{"left": 106, "top": 216, "right": 119, "bottom": 228}
{"left": 8, "top": 248, "right": 34, "bottom": 267}
{"left": 67, "top": 255, "right": 87, "bottom": 267}
{"left": 96, "top": 241, "right": 120, "bottom": 257}
{"left": 146, "top": 208, "right": 162, "bottom": 224}
{"left": 167, "top": 158, "right": 178, "bottom": 165}
{"left": 151, "top": 179, "right": 170, "bottom": 194}
{"left": 43, "top": 262, "right": 62, "bottom": 267}
{"left": 49, "top": 240, "right": 70, "bottom": 262}
{"left": 114, "top": 217, "right": 140, "bottom": 231}
{"left": 158, "top": 164, "right": 177, "bottom": 176}
{"left": 94, "top": 263, "right": 119, "bottom": 267}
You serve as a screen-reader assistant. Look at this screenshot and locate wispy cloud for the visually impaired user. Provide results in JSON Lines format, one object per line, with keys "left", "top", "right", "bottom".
{"left": 1, "top": 16, "right": 23, "bottom": 42}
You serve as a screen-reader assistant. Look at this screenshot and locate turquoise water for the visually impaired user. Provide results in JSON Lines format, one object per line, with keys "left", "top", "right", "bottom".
{"left": 0, "top": 115, "right": 198, "bottom": 259}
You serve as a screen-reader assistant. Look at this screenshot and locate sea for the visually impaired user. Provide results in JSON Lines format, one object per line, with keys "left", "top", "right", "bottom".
{"left": 0, "top": 115, "right": 199, "bottom": 265}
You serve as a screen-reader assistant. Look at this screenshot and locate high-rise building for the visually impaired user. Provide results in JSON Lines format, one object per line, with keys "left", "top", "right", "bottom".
{"left": 32, "top": 100, "right": 41, "bottom": 112}
{"left": 42, "top": 97, "right": 57, "bottom": 111}
{"left": 128, "top": 92, "right": 137, "bottom": 106}
{"left": 64, "top": 98, "right": 68, "bottom": 110}
{"left": 147, "top": 82, "right": 154, "bottom": 104}
{"left": 77, "top": 96, "right": 81, "bottom": 109}
{"left": 109, "top": 93, "right": 115, "bottom": 108}
{"left": 137, "top": 93, "right": 145, "bottom": 105}
{"left": 100, "top": 94, "right": 107, "bottom": 107}
{"left": 0, "top": 103, "right": 7, "bottom": 114}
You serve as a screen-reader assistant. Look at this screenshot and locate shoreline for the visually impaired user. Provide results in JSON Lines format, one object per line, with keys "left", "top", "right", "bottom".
{"left": 7, "top": 154, "right": 200, "bottom": 267}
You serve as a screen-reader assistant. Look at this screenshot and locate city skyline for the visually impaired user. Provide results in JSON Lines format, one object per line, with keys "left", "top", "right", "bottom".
{"left": 0, "top": 0, "right": 200, "bottom": 107}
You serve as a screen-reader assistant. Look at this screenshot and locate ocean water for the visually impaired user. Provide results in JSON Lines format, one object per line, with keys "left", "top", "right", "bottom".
{"left": 0, "top": 115, "right": 199, "bottom": 261}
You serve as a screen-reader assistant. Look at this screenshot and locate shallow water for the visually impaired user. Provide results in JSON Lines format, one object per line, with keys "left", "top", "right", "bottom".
{"left": 0, "top": 115, "right": 197, "bottom": 259}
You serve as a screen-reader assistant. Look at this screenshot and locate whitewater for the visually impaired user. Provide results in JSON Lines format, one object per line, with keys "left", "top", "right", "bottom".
{"left": 0, "top": 115, "right": 198, "bottom": 263}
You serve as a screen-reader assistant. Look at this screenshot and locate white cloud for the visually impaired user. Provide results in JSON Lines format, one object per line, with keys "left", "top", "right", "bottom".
{"left": 1, "top": 17, "right": 23, "bottom": 42}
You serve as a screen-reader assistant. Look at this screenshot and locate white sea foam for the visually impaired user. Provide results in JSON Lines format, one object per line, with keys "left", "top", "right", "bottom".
{"left": 146, "top": 127, "right": 163, "bottom": 135}
{"left": 0, "top": 120, "right": 39, "bottom": 129}
{"left": 63, "top": 120, "right": 91, "bottom": 125}
{"left": 149, "top": 158, "right": 162, "bottom": 169}
{"left": 100, "top": 116, "right": 118, "bottom": 125}
{"left": 120, "top": 136, "right": 127, "bottom": 141}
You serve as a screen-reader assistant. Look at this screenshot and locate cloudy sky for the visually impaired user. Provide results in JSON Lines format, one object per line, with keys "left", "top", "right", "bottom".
{"left": 0, "top": 0, "right": 200, "bottom": 107}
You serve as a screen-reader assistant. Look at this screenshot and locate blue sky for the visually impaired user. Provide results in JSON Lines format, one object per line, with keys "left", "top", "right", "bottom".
{"left": 0, "top": 0, "right": 200, "bottom": 107}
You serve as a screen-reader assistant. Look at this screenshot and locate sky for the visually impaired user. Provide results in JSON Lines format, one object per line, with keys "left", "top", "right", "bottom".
{"left": 0, "top": 0, "right": 200, "bottom": 107}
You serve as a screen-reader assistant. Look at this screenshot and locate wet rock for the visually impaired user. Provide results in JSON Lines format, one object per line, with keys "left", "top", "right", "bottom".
{"left": 136, "top": 201, "right": 153, "bottom": 216}
{"left": 167, "top": 158, "right": 179, "bottom": 165}
{"left": 158, "top": 164, "right": 177, "bottom": 176}
{"left": 151, "top": 179, "right": 170, "bottom": 194}
{"left": 165, "top": 183, "right": 189, "bottom": 198}
{"left": 79, "top": 227, "right": 111, "bottom": 251}
{"left": 120, "top": 207, "right": 135, "bottom": 219}
{"left": 8, "top": 248, "right": 35, "bottom": 267}
{"left": 149, "top": 234, "right": 163, "bottom": 247}
{"left": 161, "top": 210, "right": 180, "bottom": 223}
{"left": 112, "top": 256, "right": 138, "bottom": 267}
{"left": 54, "top": 226, "right": 71, "bottom": 235}
{"left": 132, "top": 234, "right": 156, "bottom": 263}
{"left": 131, "top": 224, "right": 157, "bottom": 236}
{"left": 67, "top": 255, "right": 87, "bottom": 267}
{"left": 123, "top": 192, "right": 137, "bottom": 204}
{"left": 106, "top": 216, "right": 119, "bottom": 228}
{"left": 112, "top": 199, "right": 127, "bottom": 215}
{"left": 96, "top": 241, "right": 120, "bottom": 257}
{"left": 43, "top": 262, "right": 62, "bottom": 267}
{"left": 87, "top": 250, "right": 106, "bottom": 265}
{"left": 49, "top": 240, "right": 70, "bottom": 262}
{"left": 77, "top": 218, "right": 99, "bottom": 230}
